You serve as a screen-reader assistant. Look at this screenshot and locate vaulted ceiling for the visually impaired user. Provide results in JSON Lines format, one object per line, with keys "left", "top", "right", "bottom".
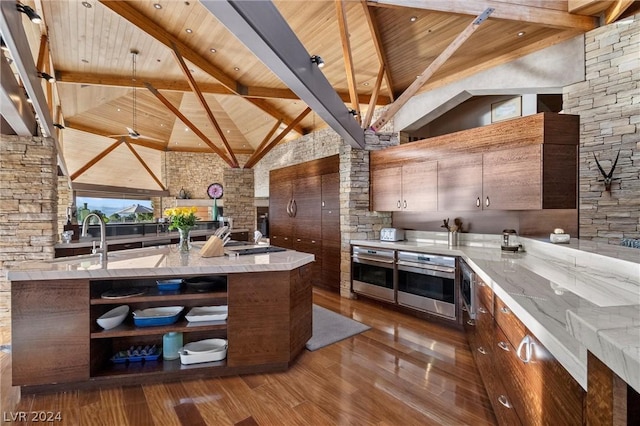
{"left": 2, "top": 0, "right": 638, "bottom": 193}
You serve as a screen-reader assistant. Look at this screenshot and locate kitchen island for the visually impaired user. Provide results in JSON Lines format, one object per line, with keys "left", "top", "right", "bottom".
{"left": 7, "top": 245, "right": 314, "bottom": 393}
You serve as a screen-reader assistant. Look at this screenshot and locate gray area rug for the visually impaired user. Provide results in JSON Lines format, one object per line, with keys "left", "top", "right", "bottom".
{"left": 306, "top": 305, "right": 371, "bottom": 351}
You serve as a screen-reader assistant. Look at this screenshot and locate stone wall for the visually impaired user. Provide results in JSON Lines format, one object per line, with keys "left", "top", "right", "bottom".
{"left": 57, "top": 176, "right": 72, "bottom": 237}
{"left": 0, "top": 135, "right": 58, "bottom": 336}
{"left": 564, "top": 14, "right": 640, "bottom": 244}
{"left": 223, "top": 155, "right": 255, "bottom": 231}
{"left": 338, "top": 131, "right": 397, "bottom": 297}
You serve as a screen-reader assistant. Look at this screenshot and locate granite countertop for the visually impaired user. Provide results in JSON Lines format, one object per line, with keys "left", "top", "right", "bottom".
{"left": 351, "top": 233, "right": 640, "bottom": 393}
{"left": 7, "top": 243, "right": 314, "bottom": 281}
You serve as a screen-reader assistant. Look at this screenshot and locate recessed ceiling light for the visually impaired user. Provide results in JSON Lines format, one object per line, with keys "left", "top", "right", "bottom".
{"left": 410, "top": 16, "right": 417, "bottom": 22}
{"left": 185, "top": 28, "right": 193, "bottom": 34}
{"left": 81, "top": 2, "right": 92, "bottom": 8}
{"left": 517, "top": 31, "right": 526, "bottom": 37}
{"left": 117, "top": 108, "right": 121, "bottom": 112}
{"left": 210, "top": 48, "right": 217, "bottom": 53}
{"left": 226, "top": 129, "right": 231, "bottom": 133}
{"left": 189, "top": 68, "right": 195, "bottom": 73}
{"left": 153, "top": 3, "right": 162, "bottom": 9}
{"left": 234, "top": 67, "right": 240, "bottom": 71}
{"left": 363, "top": 82, "right": 370, "bottom": 86}
{"left": 185, "top": 127, "right": 189, "bottom": 132}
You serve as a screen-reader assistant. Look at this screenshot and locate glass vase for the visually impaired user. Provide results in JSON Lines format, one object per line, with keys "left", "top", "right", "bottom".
{"left": 177, "top": 228, "right": 192, "bottom": 252}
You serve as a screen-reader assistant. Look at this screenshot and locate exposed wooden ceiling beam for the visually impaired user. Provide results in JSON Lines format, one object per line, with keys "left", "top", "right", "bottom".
{"left": 249, "top": 120, "right": 283, "bottom": 165}
{"left": 70, "top": 139, "right": 122, "bottom": 181}
{"left": 363, "top": 64, "right": 385, "bottom": 128}
{"left": 99, "top": 0, "right": 240, "bottom": 93}
{"left": 55, "top": 71, "right": 392, "bottom": 105}
{"left": 144, "top": 82, "right": 236, "bottom": 168}
{"left": 244, "top": 108, "right": 312, "bottom": 169}
{"left": 360, "top": 1, "right": 395, "bottom": 101}
{"left": 99, "top": 0, "right": 305, "bottom": 139}
{"left": 202, "top": 0, "right": 365, "bottom": 148}
{"left": 336, "top": 0, "right": 361, "bottom": 122}
{"left": 122, "top": 140, "right": 166, "bottom": 191}
{"left": 171, "top": 41, "right": 239, "bottom": 168}
{"left": 371, "top": 8, "right": 493, "bottom": 131}
{"left": 604, "top": 0, "right": 635, "bottom": 24}
{"left": 366, "top": 0, "right": 597, "bottom": 31}
{"left": 72, "top": 182, "right": 169, "bottom": 197}
{"left": 64, "top": 121, "right": 165, "bottom": 151}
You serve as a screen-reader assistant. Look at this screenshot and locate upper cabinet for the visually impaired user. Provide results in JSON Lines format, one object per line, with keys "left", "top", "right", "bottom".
{"left": 371, "top": 113, "right": 578, "bottom": 212}
{"left": 371, "top": 161, "right": 437, "bottom": 211}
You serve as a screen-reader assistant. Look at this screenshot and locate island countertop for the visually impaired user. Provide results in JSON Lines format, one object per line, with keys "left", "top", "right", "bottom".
{"left": 351, "top": 233, "right": 640, "bottom": 393}
{"left": 7, "top": 244, "right": 315, "bottom": 281}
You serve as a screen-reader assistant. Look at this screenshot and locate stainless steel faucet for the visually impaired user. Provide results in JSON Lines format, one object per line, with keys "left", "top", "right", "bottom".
{"left": 81, "top": 213, "right": 108, "bottom": 261}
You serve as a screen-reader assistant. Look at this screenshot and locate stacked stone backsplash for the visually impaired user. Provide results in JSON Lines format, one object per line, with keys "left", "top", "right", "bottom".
{"left": 0, "top": 135, "right": 58, "bottom": 336}
{"left": 564, "top": 14, "right": 640, "bottom": 244}
{"left": 57, "top": 176, "right": 72, "bottom": 235}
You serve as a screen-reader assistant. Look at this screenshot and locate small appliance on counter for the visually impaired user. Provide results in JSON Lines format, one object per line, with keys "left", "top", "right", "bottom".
{"left": 380, "top": 228, "right": 405, "bottom": 241}
{"left": 501, "top": 229, "right": 522, "bottom": 252}
{"left": 550, "top": 228, "right": 571, "bottom": 244}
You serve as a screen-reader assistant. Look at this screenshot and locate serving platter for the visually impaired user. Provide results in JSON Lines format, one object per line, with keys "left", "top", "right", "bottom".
{"left": 185, "top": 305, "right": 228, "bottom": 322}
{"left": 132, "top": 306, "right": 184, "bottom": 327}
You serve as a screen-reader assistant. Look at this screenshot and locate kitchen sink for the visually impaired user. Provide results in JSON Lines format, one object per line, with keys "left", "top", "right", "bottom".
{"left": 227, "top": 246, "right": 287, "bottom": 256}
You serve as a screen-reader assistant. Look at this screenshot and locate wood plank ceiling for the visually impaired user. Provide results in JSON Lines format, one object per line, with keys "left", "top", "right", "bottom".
{"left": 6, "top": 0, "right": 637, "bottom": 192}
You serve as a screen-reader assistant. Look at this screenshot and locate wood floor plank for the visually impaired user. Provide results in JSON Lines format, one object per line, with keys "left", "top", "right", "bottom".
{"left": 1, "top": 287, "right": 497, "bottom": 425}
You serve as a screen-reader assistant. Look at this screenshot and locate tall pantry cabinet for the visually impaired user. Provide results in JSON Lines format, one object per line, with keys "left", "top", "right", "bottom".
{"left": 269, "top": 155, "right": 341, "bottom": 292}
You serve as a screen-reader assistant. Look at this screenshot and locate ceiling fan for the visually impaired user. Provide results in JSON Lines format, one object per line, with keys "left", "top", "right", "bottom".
{"left": 108, "top": 49, "right": 164, "bottom": 142}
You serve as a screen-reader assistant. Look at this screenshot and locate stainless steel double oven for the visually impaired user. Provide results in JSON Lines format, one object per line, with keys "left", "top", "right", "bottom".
{"left": 351, "top": 245, "right": 458, "bottom": 320}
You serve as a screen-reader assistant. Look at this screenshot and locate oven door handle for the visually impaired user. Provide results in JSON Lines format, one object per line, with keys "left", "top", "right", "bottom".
{"left": 397, "top": 263, "right": 454, "bottom": 279}
{"left": 352, "top": 256, "right": 394, "bottom": 266}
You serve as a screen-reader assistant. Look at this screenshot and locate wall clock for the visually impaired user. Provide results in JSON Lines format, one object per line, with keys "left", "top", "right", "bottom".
{"left": 207, "top": 183, "right": 224, "bottom": 199}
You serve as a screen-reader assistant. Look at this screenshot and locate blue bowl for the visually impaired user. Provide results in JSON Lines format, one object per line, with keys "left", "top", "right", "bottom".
{"left": 156, "top": 279, "right": 182, "bottom": 292}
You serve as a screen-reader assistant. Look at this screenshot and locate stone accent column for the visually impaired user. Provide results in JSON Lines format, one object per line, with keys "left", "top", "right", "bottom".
{"left": 0, "top": 135, "right": 58, "bottom": 333}
{"left": 223, "top": 155, "right": 255, "bottom": 232}
{"left": 57, "top": 176, "right": 73, "bottom": 234}
{"left": 338, "top": 130, "right": 398, "bottom": 298}
{"left": 563, "top": 15, "right": 640, "bottom": 244}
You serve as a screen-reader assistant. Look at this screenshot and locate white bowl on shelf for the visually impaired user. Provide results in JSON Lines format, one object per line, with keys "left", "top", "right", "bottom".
{"left": 97, "top": 305, "right": 129, "bottom": 330}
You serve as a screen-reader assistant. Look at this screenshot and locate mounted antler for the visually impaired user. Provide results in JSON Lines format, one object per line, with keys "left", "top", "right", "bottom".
{"left": 593, "top": 149, "right": 621, "bottom": 191}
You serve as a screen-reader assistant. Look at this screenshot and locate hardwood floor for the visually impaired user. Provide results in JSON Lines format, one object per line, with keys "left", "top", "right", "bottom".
{"left": 1, "top": 288, "right": 496, "bottom": 425}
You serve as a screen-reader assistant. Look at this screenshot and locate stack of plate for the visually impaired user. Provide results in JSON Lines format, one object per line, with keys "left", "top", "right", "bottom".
{"left": 179, "top": 338, "right": 228, "bottom": 364}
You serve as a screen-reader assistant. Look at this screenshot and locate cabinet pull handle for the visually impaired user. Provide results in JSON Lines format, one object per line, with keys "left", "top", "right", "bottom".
{"left": 466, "top": 319, "right": 475, "bottom": 326}
{"left": 485, "top": 196, "right": 490, "bottom": 207}
{"left": 498, "top": 341, "right": 510, "bottom": 352}
{"left": 477, "top": 346, "right": 487, "bottom": 355}
{"left": 292, "top": 200, "right": 297, "bottom": 217}
{"left": 500, "top": 306, "right": 510, "bottom": 314}
{"left": 286, "top": 200, "right": 292, "bottom": 217}
{"left": 461, "top": 305, "right": 467, "bottom": 312}
{"left": 476, "top": 197, "right": 481, "bottom": 208}
{"left": 498, "top": 395, "right": 512, "bottom": 409}
{"left": 297, "top": 238, "right": 301, "bottom": 242}
{"left": 397, "top": 200, "right": 401, "bottom": 209}
{"left": 478, "top": 307, "right": 487, "bottom": 314}
{"left": 403, "top": 200, "right": 407, "bottom": 209}
{"left": 517, "top": 335, "right": 533, "bottom": 363}
{"left": 322, "top": 201, "right": 325, "bottom": 207}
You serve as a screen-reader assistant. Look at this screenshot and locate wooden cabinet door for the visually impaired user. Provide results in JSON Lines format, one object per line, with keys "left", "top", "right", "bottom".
{"left": 438, "top": 154, "right": 483, "bottom": 211}
{"left": 321, "top": 172, "right": 339, "bottom": 210}
{"left": 293, "top": 175, "right": 321, "bottom": 240}
{"left": 12, "top": 280, "right": 90, "bottom": 386}
{"left": 371, "top": 167, "right": 402, "bottom": 211}
{"left": 401, "top": 161, "right": 437, "bottom": 211}
{"left": 482, "top": 145, "right": 542, "bottom": 210}
{"left": 269, "top": 169, "right": 294, "bottom": 240}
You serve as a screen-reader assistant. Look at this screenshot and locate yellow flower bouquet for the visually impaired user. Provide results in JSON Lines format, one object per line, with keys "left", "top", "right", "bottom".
{"left": 164, "top": 206, "right": 198, "bottom": 231}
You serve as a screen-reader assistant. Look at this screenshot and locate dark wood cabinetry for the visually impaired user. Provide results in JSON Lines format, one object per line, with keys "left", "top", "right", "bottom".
{"left": 371, "top": 161, "right": 437, "bottom": 211}
{"left": 371, "top": 113, "right": 579, "bottom": 212}
{"left": 465, "top": 275, "right": 585, "bottom": 425}
{"left": 269, "top": 155, "right": 341, "bottom": 292}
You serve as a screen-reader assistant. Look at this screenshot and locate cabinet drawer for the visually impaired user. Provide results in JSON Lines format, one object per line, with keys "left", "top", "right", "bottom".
{"left": 494, "top": 296, "right": 526, "bottom": 348}
{"left": 476, "top": 301, "right": 493, "bottom": 347}
{"left": 476, "top": 276, "right": 493, "bottom": 316}
{"left": 494, "top": 325, "right": 584, "bottom": 425}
